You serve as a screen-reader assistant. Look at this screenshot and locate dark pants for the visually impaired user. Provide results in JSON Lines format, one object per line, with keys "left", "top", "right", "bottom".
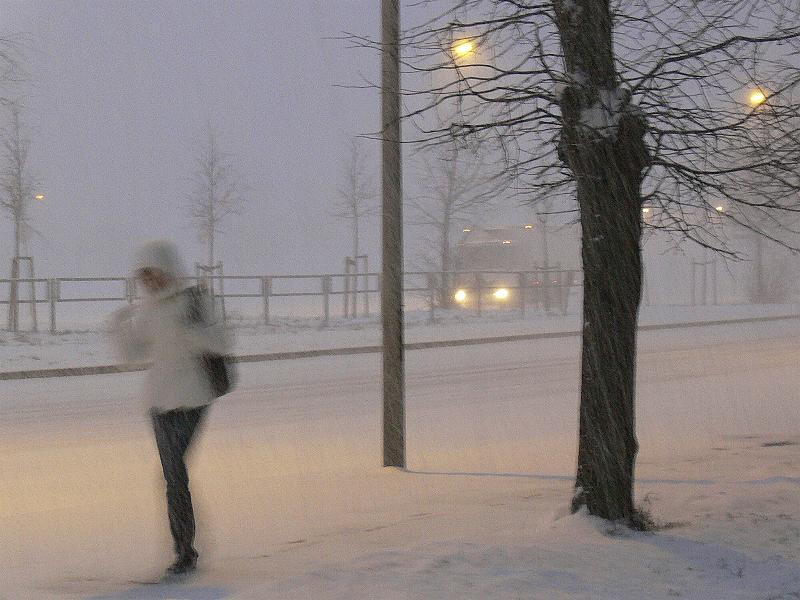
{"left": 151, "top": 405, "right": 207, "bottom": 560}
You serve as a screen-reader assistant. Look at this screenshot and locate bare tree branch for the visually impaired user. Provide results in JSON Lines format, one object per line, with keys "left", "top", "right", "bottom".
{"left": 186, "top": 125, "right": 247, "bottom": 269}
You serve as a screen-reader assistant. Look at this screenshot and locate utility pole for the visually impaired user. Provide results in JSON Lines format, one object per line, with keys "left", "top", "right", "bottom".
{"left": 381, "top": 0, "right": 405, "bottom": 468}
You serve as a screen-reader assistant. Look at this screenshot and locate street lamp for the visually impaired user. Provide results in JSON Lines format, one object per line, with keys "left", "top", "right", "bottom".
{"left": 749, "top": 89, "right": 767, "bottom": 107}
{"left": 381, "top": 0, "right": 405, "bottom": 469}
{"left": 34, "top": 194, "right": 45, "bottom": 201}
{"left": 452, "top": 39, "right": 475, "bottom": 59}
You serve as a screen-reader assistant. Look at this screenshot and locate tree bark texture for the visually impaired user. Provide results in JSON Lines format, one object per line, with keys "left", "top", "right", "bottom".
{"left": 554, "top": 0, "right": 650, "bottom": 524}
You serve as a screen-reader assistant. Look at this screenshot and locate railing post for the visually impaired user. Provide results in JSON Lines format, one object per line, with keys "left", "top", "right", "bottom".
{"left": 323, "top": 275, "right": 331, "bottom": 326}
{"left": 8, "top": 257, "right": 18, "bottom": 332}
{"left": 344, "top": 263, "right": 351, "bottom": 319}
{"left": 219, "top": 275, "right": 227, "bottom": 325}
{"left": 518, "top": 272, "right": 527, "bottom": 317}
{"left": 543, "top": 269, "right": 552, "bottom": 313}
{"left": 261, "top": 276, "right": 272, "bottom": 326}
{"left": 48, "top": 279, "right": 57, "bottom": 334}
{"left": 363, "top": 257, "right": 370, "bottom": 317}
{"left": 30, "top": 278, "right": 38, "bottom": 333}
{"left": 558, "top": 271, "right": 569, "bottom": 315}
{"left": 351, "top": 269, "right": 358, "bottom": 319}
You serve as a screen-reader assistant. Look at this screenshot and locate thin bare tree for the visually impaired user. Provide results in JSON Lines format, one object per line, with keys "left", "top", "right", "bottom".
{"left": 187, "top": 125, "right": 246, "bottom": 271}
{"left": 333, "top": 137, "right": 377, "bottom": 263}
{"left": 0, "top": 100, "right": 35, "bottom": 261}
{"left": 0, "top": 35, "right": 25, "bottom": 105}
{"left": 1, "top": 100, "right": 38, "bottom": 331}
{"left": 350, "top": 0, "right": 800, "bottom": 526}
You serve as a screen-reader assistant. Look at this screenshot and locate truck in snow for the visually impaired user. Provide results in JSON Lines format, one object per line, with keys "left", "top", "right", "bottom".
{"left": 448, "top": 223, "right": 582, "bottom": 313}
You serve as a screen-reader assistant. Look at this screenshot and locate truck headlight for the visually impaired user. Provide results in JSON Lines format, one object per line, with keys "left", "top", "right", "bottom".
{"left": 493, "top": 288, "right": 510, "bottom": 300}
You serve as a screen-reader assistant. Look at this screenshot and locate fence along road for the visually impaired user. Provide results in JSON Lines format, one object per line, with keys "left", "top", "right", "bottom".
{"left": 0, "top": 313, "right": 796, "bottom": 381}
{"left": 0, "top": 269, "right": 582, "bottom": 333}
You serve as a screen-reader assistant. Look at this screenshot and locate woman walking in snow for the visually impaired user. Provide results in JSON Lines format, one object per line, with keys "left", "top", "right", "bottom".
{"left": 110, "top": 240, "right": 229, "bottom": 576}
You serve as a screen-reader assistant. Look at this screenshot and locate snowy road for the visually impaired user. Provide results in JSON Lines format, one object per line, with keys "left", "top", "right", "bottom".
{"left": 2, "top": 319, "right": 800, "bottom": 598}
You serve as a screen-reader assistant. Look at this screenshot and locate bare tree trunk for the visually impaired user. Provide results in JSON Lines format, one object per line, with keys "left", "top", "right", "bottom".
{"left": 439, "top": 212, "right": 452, "bottom": 308}
{"left": 353, "top": 212, "right": 360, "bottom": 263}
{"left": 555, "top": 0, "right": 650, "bottom": 525}
{"left": 353, "top": 212, "right": 360, "bottom": 313}
{"left": 10, "top": 211, "right": 20, "bottom": 332}
{"left": 207, "top": 228, "right": 215, "bottom": 297}
{"left": 14, "top": 210, "right": 20, "bottom": 257}
{"left": 539, "top": 217, "right": 549, "bottom": 269}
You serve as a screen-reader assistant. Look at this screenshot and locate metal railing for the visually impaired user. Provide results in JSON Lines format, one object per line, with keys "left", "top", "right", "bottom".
{"left": 0, "top": 268, "right": 583, "bottom": 334}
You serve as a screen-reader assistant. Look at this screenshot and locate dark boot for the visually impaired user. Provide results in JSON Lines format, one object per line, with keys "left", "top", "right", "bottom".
{"left": 167, "top": 549, "right": 198, "bottom": 575}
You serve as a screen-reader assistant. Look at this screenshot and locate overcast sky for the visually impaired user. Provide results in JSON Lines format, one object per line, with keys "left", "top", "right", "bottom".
{"left": 0, "top": 1, "right": 397, "bottom": 277}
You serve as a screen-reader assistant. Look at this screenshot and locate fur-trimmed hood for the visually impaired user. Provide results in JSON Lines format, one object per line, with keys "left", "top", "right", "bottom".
{"left": 134, "top": 240, "right": 189, "bottom": 282}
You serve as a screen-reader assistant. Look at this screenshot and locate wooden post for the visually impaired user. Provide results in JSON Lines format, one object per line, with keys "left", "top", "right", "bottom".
{"left": 363, "top": 256, "right": 370, "bottom": 317}
{"left": 262, "top": 276, "right": 272, "bottom": 326}
{"left": 322, "top": 275, "right": 332, "bottom": 326}
{"left": 8, "top": 257, "right": 18, "bottom": 332}
{"left": 218, "top": 262, "right": 227, "bottom": 325}
{"left": 427, "top": 272, "right": 436, "bottom": 324}
{"left": 29, "top": 263, "right": 38, "bottom": 333}
{"left": 344, "top": 258, "right": 351, "bottom": 319}
{"left": 48, "top": 279, "right": 57, "bottom": 334}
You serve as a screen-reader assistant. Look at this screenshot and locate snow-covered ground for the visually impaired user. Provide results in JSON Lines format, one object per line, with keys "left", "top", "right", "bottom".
{"left": 1, "top": 302, "right": 798, "bottom": 372}
{"left": 2, "top": 311, "right": 800, "bottom": 599}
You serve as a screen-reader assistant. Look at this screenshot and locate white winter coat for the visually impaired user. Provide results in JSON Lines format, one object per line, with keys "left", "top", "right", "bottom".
{"left": 110, "top": 241, "right": 228, "bottom": 412}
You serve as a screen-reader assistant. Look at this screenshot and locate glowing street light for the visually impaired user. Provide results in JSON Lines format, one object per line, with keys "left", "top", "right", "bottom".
{"left": 34, "top": 194, "right": 45, "bottom": 201}
{"left": 453, "top": 39, "right": 475, "bottom": 59}
{"left": 749, "top": 89, "right": 766, "bottom": 107}
{"left": 715, "top": 205, "right": 725, "bottom": 213}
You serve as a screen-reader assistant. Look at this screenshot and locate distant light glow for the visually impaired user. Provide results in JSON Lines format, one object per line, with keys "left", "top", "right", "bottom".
{"left": 453, "top": 40, "right": 475, "bottom": 58}
{"left": 34, "top": 194, "right": 45, "bottom": 201}
{"left": 749, "top": 89, "right": 766, "bottom": 107}
{"left": 463, "top": 228, "right": 472, "bottom": 233}
{"left": 454, "top": 289, "right": 468, "bottom": 303}
{"left": 715, "top": 205, "right": 725, "bottom": 213}
{"left": 524, "top": 224, "right": 534, "bottom": 229}
{"left": 642, "top": 207, "right": 650, "bottom": 214}
{"left": 502, "top": 240, "right": 512, "bottom": 245}
{"left": 493, "top": 288, "right": 510, "bottom": 300}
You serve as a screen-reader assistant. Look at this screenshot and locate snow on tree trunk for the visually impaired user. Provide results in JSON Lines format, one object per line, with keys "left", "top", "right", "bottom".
{"left": 554, "top": 0, "right": 650, "bottom": 525}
